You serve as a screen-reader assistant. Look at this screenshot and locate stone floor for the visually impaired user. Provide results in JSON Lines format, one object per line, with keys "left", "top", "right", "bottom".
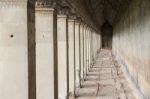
{"left": 75, "top": 49, "right": 138, "bottom": 99}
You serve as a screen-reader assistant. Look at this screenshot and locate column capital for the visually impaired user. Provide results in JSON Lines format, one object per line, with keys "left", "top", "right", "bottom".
{"left": 68, "top": 14, "right": 76, "bottom": 20}
{"left": 57, "top": 14, "right": 67, "bottom": 18}
{"left": 68, "top": 19, "right": 75, "bottom": 23}
{"left": 75, "top": 16, "right": 83, "bottom": 25}
{"left": 84, "top": 25, "right": 89, "bottom": 29}
{"left": 75, "top": 20, "right": 80, "bottom": 25}
{"left": 57, "top": 6, "right": 70, "bottom": 16}
{"left": 36, "top": 0, "right": 57, "bottom": 8}
{"left": 35, "top": 7, "right": 55, "bottom": 14}
{"left": 35, "top": 0, "right": 57, "bottom": 14}
{"left": 56, "top": 5, "right": 70, "bottom": 18}
{"left": 80, "top": 21, "right": 86, "bottom": 26}
{"left": 82, "top": 23, "right": 87, "bottom": 27}
{"left": 57, "top": 0, "right": 74, "bottom": 16}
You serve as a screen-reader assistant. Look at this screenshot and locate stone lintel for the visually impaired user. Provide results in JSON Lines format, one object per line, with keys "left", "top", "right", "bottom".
{"left": 0, "top": 0, "right": 29, "bottom": 7}
{"left": 0, "top": 0, "right": 27, "bottom": 2}
{"left": 0, "top": 0, "right": 35, "bottom": 4}
{"left": 35, "top": 7, "right": 54, "bottom": 14}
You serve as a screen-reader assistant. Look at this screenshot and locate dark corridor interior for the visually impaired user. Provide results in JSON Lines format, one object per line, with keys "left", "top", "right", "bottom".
{"left": 101, "top": 21, "right": 113, "bottom": 49}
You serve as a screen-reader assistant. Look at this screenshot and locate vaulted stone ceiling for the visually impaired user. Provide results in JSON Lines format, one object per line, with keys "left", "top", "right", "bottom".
{"left": 36, "top": 0, "right": 131, "bottom": 31}
{"left": 80, "top": 0, "right": 131, "bottom": 28}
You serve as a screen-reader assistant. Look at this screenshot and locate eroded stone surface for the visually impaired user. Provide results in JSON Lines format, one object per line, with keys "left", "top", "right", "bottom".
{"left": 74, "top": 49, "right": 137, "bottom": 99}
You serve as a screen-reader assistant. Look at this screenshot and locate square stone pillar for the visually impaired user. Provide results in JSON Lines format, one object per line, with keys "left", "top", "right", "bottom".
{"left": 35, "top": 5, "right": 58, "bottom": 99}
{"left": 90, "top": 30, "right": 94, "bottom": 66}
{"left": 96, "top": 34, "right": 99, "bottom": 51}
{"left": 96, "top": 33, "right": 98, "bottom": 54}
{"left": 86, "top": 28, "right": 90, "bottom": 72}
{"left": 91, "top": 32, "right": 94, "bottom": 62}
{"left": 98, "top": 33, "right": 101, "bottom": 50}
{"left": 0, "top": 1, "right": 36, "bottom": 99}
{"left": 100, "top": 34, "right": 102, "bottom": 48}
{"left": 80, "top": 24, "right": 84, "bottom": 80}
{"left": 97, "top": 33, "right": 99, "bottom": 49}
{"left": 92, "top": 32, "right": 96, "bottom": 60}
{"left": 88, "top": 29, "right": 91, "bottom": 69}
{"left": 93, "top": 33, "right": 96, "bottom": 59}
{"left": 75, "top": 21, "right": 80, "bottom": 87}
{"left": 57, "top": 14, "right": 68, "bottom": 99}
{"left": 89, "top": 29, "right": 92, "bottom": 68}
{"left": 95, "top": 33, "right": 97, "bottom": 57}
{"left": 97, "top": 33, "right": 100, "bottom": 50}
{"left": 82, "top": 25, "right": 86, "bottom": 80}
{"left": 68, "top": 19, "right": 75, "bottom": 96}
{"left": 83, "top": 26, "right": 88, "bottom": 76}
{"left": 95, "top": 34, "right": 98, "bottom": 54}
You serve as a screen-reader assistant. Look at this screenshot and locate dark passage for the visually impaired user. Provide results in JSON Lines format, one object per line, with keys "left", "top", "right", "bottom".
{"left": 101, "top": 21, "right": 113, "bottom": 49}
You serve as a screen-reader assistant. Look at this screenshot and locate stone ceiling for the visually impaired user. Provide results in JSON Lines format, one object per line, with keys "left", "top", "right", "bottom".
{"left": 36, "top": 0, "right": 131, "bottom": 31}
{"left": 80, "top": 0, "right": 131, "bottom": 28}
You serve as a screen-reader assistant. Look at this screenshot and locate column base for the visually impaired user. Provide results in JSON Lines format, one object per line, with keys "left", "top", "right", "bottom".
{"left": 68, "top": 92, "right": 75, "bottom": 99}
{"left": 59, "top": 95, "right": 68, "bottom": 99}
{"left": 83, "top": 74, "right": 87, "bottom": 81}
{"left": 81, "top": 78, "right": 84, "bottom": 82}
{"left": 75, "top": 83, "right": 80, "bottom": 88}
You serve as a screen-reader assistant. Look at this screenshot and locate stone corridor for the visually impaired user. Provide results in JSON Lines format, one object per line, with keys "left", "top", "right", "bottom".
{"left": 75, "top": 50, "right": 137, "bottom": 99}
{"left": 0, "top": 0, "right": 150, "bottom": 99}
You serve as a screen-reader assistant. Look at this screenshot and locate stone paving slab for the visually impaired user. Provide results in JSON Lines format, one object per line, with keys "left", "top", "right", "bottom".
{"left": 74, "top": 49, "right": 137, "bottom": 99}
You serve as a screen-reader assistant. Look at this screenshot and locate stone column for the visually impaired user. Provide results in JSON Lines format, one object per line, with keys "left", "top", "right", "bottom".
{"left": 84, "top": 25, "right": 88, "bottom": 76}
{"left": 35, "top": 2, "right": 58, "bottom": 99}
{"left": 100, "top": 34, "right": 102, "bottom": 48}
{"left": 88, "top": 28, "right": 91, "bottom": 70}
{"left": 90, "top": 30, "right": 94, "bottom": 66}
{"left": 92, "top": 32, "right": 96, "bottom": 60}
{"left": 94, "top": 33, "right": 97, "bottom": 58}
{"left": 99, "top": 33, "right": 101, "bottom": 50}
{"left": 57, "top": 11, "right": 68, "bottom": 99}
{"left": 82, "top": 25, "right": 86, "bottom": 80}
{"left": 80, "top": 23, "right": 84, "bottom": 80}
{"left": 91, "top": 31, "right": 95, "bottom": 64}
{"left": 95, "top": 33, "right": 98, "bottom": 57}
{"left": 68, "top": 17, "right": 75, "bottom": 97}
{"left": 89, "top": 29, "right": 92, "bottom": 68}
{"left": 0, "top": 0, "right": 36, "bottom": 99}
{"left": 75, "top": 20, "right": 80, "bottom": 87}
{"left": 91, "top": 32, "right": 94, "bottom": 63}
{"left": 86, "top": 27, "right": 90, "bottom": 72}
{"left": 96, "top": 33, "right": 98, "bottom": 53}
{"left": 97, "top": 34, "right": 99, "bottom": 51}
{"left": 95, "top": 34, "right": 98, "bottom": 53}
{"left": 97, "top": 33, "right": 99, "bottom": 50}
{"left": 97, "top": 33, "right": 100, "bottom": 51}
